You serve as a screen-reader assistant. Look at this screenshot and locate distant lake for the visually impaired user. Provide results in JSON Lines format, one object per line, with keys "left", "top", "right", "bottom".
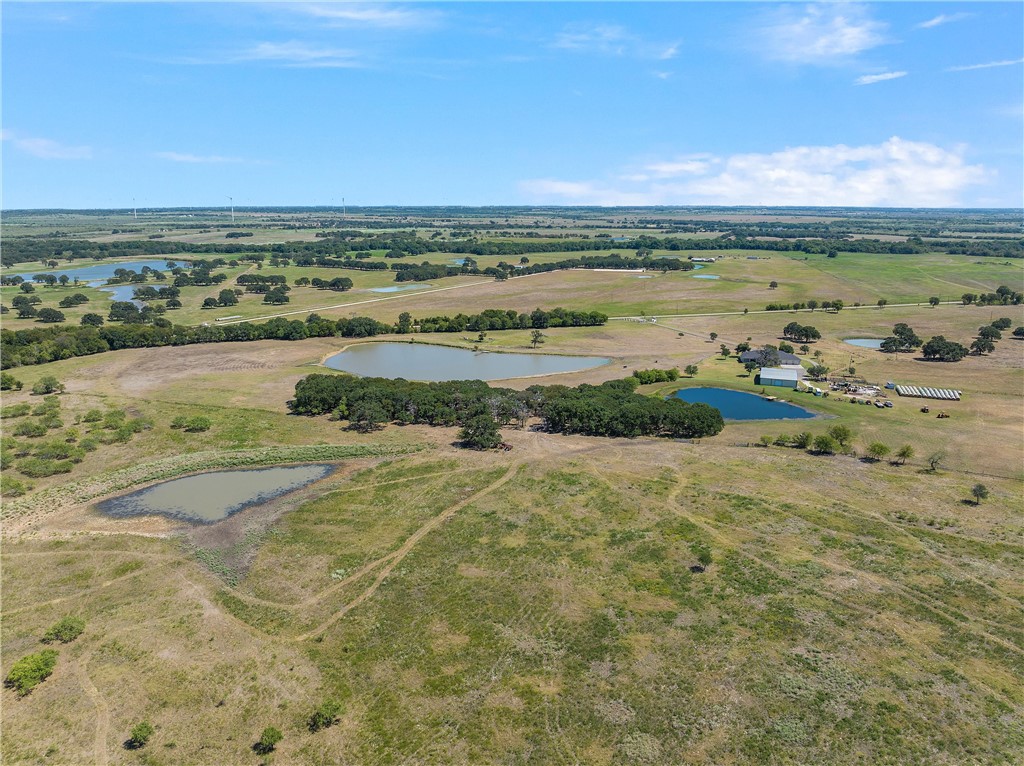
{"left": 369, "top": 284, "right": 434, "bottom": 293}
{"left": 324, "top": 342, "right": 609, "bottom": 382}
{"left": 844, "top": 338, "right": 885, "bottom": 349}
{"left": 96, "top": 464, "right": 335, "bottom": 523}
{"left": 673, "top": 387, "right": 815, "bottom": 421}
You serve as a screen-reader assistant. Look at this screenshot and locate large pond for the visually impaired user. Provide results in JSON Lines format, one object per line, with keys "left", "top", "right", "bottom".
{"left": 844, "top": 338, "right": 885, "bottom": 349}
{"left": 324, "top": 342, "right": 609, "bottom": 381}
{"left": 95, "top": 464, "right": 335, "bottom": 523}
{"left": 19, "top": 259, "right": 183, "bottom": 281}
{"left": 673, "top": 387, "right": 816, "bottom": 421}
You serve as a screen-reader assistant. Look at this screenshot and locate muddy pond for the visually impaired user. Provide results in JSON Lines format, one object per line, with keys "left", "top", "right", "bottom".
{"left": 95, "top": 464, "right": 335, "bottom": 523}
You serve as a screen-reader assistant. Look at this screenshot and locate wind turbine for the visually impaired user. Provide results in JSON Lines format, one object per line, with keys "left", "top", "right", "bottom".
{"left": 227, "top": 196, "right": 235, "bottom": 223}
{"left": 133, "top": 198, "right": 137, "bottom": 220}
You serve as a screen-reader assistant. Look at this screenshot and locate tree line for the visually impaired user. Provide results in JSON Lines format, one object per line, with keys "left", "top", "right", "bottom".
{"left": 0, "top": 307, "right": 608, "bottom": 369}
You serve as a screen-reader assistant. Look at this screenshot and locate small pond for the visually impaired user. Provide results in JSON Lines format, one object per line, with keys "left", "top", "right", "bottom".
{"left": 324, "top": 342, "right": 609, "bottom": 381}
{"left": 692, "top": 274, "right": 720, "bottom": 280}
{"left": 369, "top": 283, "right": 434, "bottom": 293}
{"left": 844, "top": 338, "right": 885, "bottom": 349}
{"left": 673, "top": 387, "right": 816, "bottom": 421}
{"left": 95, "top": 464, "right": 335, "bottom": 523}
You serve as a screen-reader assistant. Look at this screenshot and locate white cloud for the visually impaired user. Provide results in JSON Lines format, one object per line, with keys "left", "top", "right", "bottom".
{"left": 947, "top": 57, "right": 1024, "bottom": 72}
{"left": 855, "top": 71, "right": 907, "bottom": 85}
{"left": 1, "top": 130, "right": 92, "bottom": 159}
{"left": 552, "top": 22, "right": 680, "bottom": 60}
{"left": 915, "top": 13, "right": 970, "bottom": 29}
{"left": 234, "top": 41, "right": 362, "bottom": 68}
{"left": 520, "top": 138, "right": 989, "bottom": 207}
{"left": 155, "top": 152, "right": 246, "bottom": 164}
{"left": 292, "top": 3, "right": 441, "bottom": 30}
{"left": 750, "top": 4, "right": 888, "bottom": 65}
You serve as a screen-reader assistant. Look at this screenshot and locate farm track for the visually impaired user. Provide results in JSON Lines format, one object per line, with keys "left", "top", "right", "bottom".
{"left": 72, "top": 652, "right": 110, "bottom": 766}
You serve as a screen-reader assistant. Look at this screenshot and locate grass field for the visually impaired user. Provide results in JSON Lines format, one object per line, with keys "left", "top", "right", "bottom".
{"left": 2, "top": 217, "right": 1022, "bottom": 765}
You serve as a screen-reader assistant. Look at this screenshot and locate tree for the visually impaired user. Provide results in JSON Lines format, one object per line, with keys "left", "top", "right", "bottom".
{"left": 20, "top": 282, "right": 35, "bottom": 293}
{"left": 813, "top": 435, "right": 838, "bottom": 454}
{"left": 877, "top": 299, "right": 887, "bottom": 308}
{"left": 970, "top": 483, "right": 989, "bottom": 504}
{"left": 992, "top": 317, "right": 1012, "bottom": 330}
{"left": 218, "top": 289, "right": 238, "bottom": 306}
{"left": 720, "top": 344, "right": 730, "bottom": 358}
{"left": 758, "top": 434, "right": 773, "bottom": 447}
{"left": 1014, "top": 327, "right": 1024, "bottom": 339}
{"left": 743, "top": 361, "right": 758, "bottom": 376}
{"left": 970, "top": 338, "right": 995, "bottom": 355}
{"left": 793, "top": 432, "right": 813, "bottom": 449}
{"left": 396, "top": 312, "right": 413, "bottom": 334}
{"left": 709, "top": 332, "right": 718, "bottom": 341}
{"left": 32, "top": 376, "right": 65, "bottom": 395}
{"left": 827, "top": 424, "right": 853, "bottom": 449}
{"left": 459, "top": 414, "right": 502, "bottom": 450}
{"left": 35, "top": 308, "right": 66, "bottom": 323}
{"left": 201, "top": 297, "right": 219, "bottom": 309}
{"left": 348, "top": 400, "right": 388, "bottom": 432}
{"left": 1, "top": 372, "right": 23, "bottom": 391}
{"left": 126, "top": 721, "right": 155, "bottom": 750}
{"left": 806, "top": 299, "right": 818, "bottom": 311}
{"left": 80, "top": 313, "right": 104, "bottom": 327}
{"left": 309, "top": 700, "right": 343, "bottom": 732}
{"left": 735, "top": 342, "right": 751, "bottom": 354}
{"left": 922, "top": 336, "right": 969, "bottom": 362}
{"left": 927, "top": 450, "right": 946, "bottom": 472}
{"left": 684, "top": 364, "right": 699, "bottom": 377}
{"left": 799, "top": 344, "right": 810, "bottom": 355}
{"left": 254, "top": 727, "right": 283, "bottom": 755}
{"left": 978, "top": 325, "right": 1002, "bottom": 341}
{"left": 961, "top": 293, "right": 976, "bottom": 305}
{"left": 769, "top": 280, "right": 778, "bottom": 289}
{"left": 894, "top": 445, "right": 914, "bottom": 465}
{"left": 929, "top": 296, "right": 940, "bottom": 307}
{"left": 530, "top": 329, "right": 546, "bottom": 348}
{"left": 865, "top": 442, "right": 890, "bottom": 462}
{"left": 165, "top": 298, "right": 182, "bottom": 309}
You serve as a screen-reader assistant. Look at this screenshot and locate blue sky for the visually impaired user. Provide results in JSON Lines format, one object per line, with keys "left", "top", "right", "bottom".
{"left": 2, "top": 2, "right": 1022, "bottom": 209}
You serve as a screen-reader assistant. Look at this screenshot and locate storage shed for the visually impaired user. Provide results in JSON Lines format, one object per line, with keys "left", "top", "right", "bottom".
{"left": 758, "top": 367, "right": 804, "bottom": 388}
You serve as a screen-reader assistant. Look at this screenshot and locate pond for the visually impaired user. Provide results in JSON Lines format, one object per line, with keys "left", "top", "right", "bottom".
{"left": 844, "top": 338, "right": 885, "bottom": 349}
{"left": 369, "top": 283, "right": 434, "bottom": 293}
{"left": 95, "top": 464, "right": 336, "bottom": 523}
{"left": 692, "top": 274, "right": 720, "bottom": 280}
{"left": 21, "top": 259, "right": 183, "bottom": 282}
{"left": 672, "top": 387, "right": 816, "bottom": 420}
{"left": 324, "top": 342, "right": 610, "bottom": 382}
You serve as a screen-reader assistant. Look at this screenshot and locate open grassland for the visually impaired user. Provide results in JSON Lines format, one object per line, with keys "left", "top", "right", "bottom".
{"left": 2, "top": 438, "right": 1022, "bottom": 765}
{"left": 2, "top": 235, "right": 1022, "bottom": 764}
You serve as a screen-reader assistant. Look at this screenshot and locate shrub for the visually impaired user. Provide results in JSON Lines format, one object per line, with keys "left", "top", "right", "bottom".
{"left": 126, "top": 721, "right": 155, "bottom": 749}
{"left": 170, "top": 416, "right": 188, "bottom": 429}
{"left": 1, "top": 475, "right": 30, "bottom": 497}
{"left": 17, "top": 458, "right": 75, "bottom": 478}
{"left": 2, "top": 404, "right": 32, "bottom": 419}
{"left": 5, "top": 650, "right": 58, "bottom": 696}
{"left": 254, "top": 727, "right": 283, "bottom": 754}
{"left": 82, "top": 409, "right": 104, "bottom": 423}
{"left": 34, "top": 441, "right": 86, "bottom": 463}
{"left": 13, "top": 421, "right": 48, "bottom": 438}
{"left": 812, "top": 435, "right": 838, "bottom": 454}
{"left": 42, "top": 616, "right": 85, "bottom": 644}
{"left": 31, "top": 376, "right": 65, "bottom": 395}
{"left": 308, "top": 700, "right": 343, "bottom": 732}
{"left": 183, "top": 416, "right": 212, "bottom": 433}
{"left": 1, "top": 372, "right": 23, "bottom": 391}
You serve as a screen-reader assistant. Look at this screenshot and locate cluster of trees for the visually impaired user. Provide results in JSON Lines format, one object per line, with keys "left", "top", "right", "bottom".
{"left": 631, "top": 368, "right": 680, "bottom": 384}
{"left": 309, "top": 277, "right": 354, "bottom": 291}
{"left": 412, "top": 307, "right": 607, "bottom": 333}
{"left": 879, "top": 323, "right": 922, "bottom": 353}
{"left": 236, "top": 274, "right": 287, "bottom": 292}
{"left": 961, "top": 286, "right": 1023, "bottom": 306}
{"left": 781, "top": 322, "right": 821, "bottom": 342}
{"left": 290, "top": 374, "right": 725, "bottom": 441}
{"left": 968, "top": 317, "right": 1014, "bottom": 356}
{"left": 766, "top": 299, "right": 844, "bottom": 313}
{"left": 57, "top": 293, "right": 89, "bottom": 308}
